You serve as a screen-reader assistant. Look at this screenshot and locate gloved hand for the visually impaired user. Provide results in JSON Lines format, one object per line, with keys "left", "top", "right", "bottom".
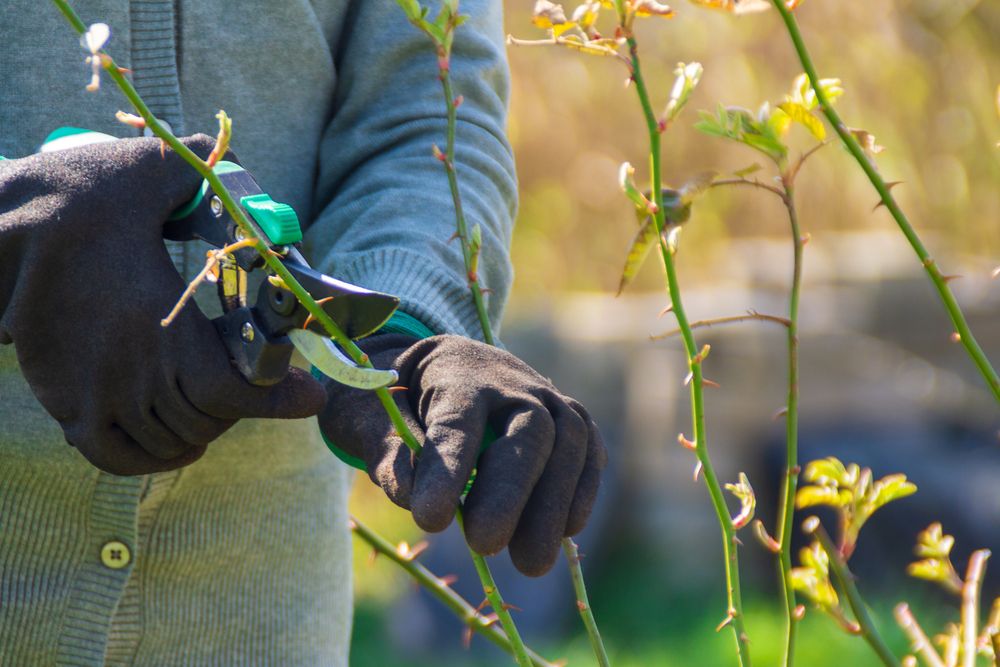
{"left": 0, "top": 135, "right": 326, "bottom": 475}
{"left": 319, "top": 333, "right": 606, "bottom": 577}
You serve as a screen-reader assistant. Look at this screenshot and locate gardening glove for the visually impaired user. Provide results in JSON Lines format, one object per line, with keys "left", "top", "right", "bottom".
{"left": 318, "top": 333, "right": 607, "bottom": 577}
{"left": 0, "top": 135, "right": 326, "bottom": 475}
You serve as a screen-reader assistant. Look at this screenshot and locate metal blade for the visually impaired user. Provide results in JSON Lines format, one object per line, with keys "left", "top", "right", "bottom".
{"left": 288, "top": 329, "right": 398, "bottom": 390}
{"left": 283, "top": 250, "right": 399, "bottom": 339}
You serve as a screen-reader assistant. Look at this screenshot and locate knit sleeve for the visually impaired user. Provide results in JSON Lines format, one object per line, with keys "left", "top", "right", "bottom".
{"left": 302, "top": 0, "right": 516, "bottom": 340}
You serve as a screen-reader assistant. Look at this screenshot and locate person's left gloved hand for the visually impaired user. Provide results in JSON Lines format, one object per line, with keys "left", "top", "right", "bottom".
{"left": 319, "top": 333, "right": 606, "bottom": 577}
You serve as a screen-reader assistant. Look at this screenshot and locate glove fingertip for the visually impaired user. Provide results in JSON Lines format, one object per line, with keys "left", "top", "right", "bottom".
{"left": 410, "top": 495, "right": 458, "bottom": 534}
{"left": 509, "top": 539, "right": 560, "bottom": 578}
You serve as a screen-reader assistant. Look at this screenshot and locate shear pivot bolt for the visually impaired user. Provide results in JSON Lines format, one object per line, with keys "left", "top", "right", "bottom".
{"left": 241, "top": 322, "right": 255, "bottom": 343}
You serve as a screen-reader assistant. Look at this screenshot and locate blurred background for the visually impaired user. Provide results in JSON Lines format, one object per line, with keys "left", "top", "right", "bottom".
{"left": 351, "top": 1, "right": 1000, "bottom": 665}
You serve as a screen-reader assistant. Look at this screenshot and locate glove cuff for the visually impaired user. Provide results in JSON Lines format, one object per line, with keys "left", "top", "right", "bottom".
{"left": 315, "top": 310, "right": 436, "bottom": 470}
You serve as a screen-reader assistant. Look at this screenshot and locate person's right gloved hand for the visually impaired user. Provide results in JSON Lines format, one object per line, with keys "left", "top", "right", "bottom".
{"left": 0, "top": 135, "right": 326, "bottom": 475}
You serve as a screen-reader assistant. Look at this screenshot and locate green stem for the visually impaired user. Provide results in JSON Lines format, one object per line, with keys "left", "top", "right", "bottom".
{"left": 455, "top": 513, "right": 533, "bottom": 667}
{"left": 775, "top": 180, "right": 802, "bottom": 667}
{"left": 439, "top": 69, "right": 494, "bottom": 346}
{"left": 563, "top": 538, "right": 612, "bottom": 667}
{"left": 350, "top": 516, "right": 557, "bottom": 667}
{"left": 810, "top": 523, "right": 899, "bottom": 667}
{"left": 436, "top": 41, "right": 607, "bottom": 667}
{"left": 627, "top": 35, "right": 751, "bottom": 667}
{"left": 770, "top": 0, "right": 1000, "bottom": 402}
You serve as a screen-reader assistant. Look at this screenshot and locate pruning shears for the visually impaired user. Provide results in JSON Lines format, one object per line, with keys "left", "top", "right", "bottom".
{"left": 41, "top": 128, "right": 401, "bottom": 389}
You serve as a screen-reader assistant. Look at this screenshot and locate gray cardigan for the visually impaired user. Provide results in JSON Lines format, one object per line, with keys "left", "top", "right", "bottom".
{"left": 0, "top": 1, "right": 515, "bottom": 664}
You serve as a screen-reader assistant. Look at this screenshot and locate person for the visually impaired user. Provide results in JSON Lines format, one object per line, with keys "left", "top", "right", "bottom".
{"left": 0, "top": 1, "right": 606, "bottom": 665}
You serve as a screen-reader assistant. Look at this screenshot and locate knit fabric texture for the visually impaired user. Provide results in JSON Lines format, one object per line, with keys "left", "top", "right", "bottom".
{"left": 0, "top": 0, "right": 514, "bottom": 664}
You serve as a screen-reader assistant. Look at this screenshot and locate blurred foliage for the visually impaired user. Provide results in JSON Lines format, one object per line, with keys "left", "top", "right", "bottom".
{"left": 504, "top": 0, "right": 1000, "bottom": 297}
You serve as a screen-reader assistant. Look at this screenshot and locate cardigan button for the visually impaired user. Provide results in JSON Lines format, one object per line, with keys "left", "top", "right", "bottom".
{"left": 100, "top": 540, "right": 132, "bottom": 569}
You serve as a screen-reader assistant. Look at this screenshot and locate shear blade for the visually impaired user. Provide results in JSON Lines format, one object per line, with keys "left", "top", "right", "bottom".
{"left": 288, "top": 329, "right": 398, "bottom": 390}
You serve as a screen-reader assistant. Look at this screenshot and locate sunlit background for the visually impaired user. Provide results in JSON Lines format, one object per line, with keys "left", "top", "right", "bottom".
{"left": 351, "top": 1, "right": 1000, "bottom": 665}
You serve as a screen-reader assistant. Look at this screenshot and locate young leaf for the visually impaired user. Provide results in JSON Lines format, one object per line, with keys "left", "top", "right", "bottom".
{"left": 906, "top": 523, "right": 962, "bottom": 594}
{"left": 795, "top": 485, "right": 852, "bottom": 510}
{"left": 533, "top": 0, "right": 576, "bottom": 35}
{"left": 791, "top": 541, "right": 839, "bottom": 609}
{"left": 617, "top": 216, "right": 658, "bottom": 295}
{"left": 777, "top": 101, "right": 826, "bottom": 140}
{"left": 914, "top": 522, "right": 954, "bottom": 560}
{"left": 618, "top": 162, "right": 654, "bottom": 212}
{"left": 395, "top": 0, "right": 423, "bottom": 21}
{"left": 663, "top": 62, "right": 704, "bottom": 124}
{"left": 724, "top": 472, "right": 756, "bottom": 529}
{"left": 633, "top": 0, "right": 676, "bottom": 18}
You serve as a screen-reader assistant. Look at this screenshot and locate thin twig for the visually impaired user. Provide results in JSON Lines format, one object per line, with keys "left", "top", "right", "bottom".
{"left": 160, "top": 238, "right": 258, "bottom": 326}
{"left": 895, "top": 603, "right": 946, "bottom": 667}
{"left": 349, "top": 516, "right": 557, "bottom": 667}
{"left": 505, "top": 34, "right": 632, "bottom": 66}
{"left": 807, "top": 520, "right": 900, "bottom": 667}
{"left": 774, "top": 176, "right": 804, "bottom": 667}
{"left": 786, "top": 139, "right": 832, "bottom": 184}
{"left": 961, "top": 550, "right": 991, "bottom": 667}
{"left": 563, "top": 539, "right": 612, "bottom": 667}
{"left": 710, "top": 177, "right": 788, "bottom": 201}
{"left": 624, "top": 23, "right": 752, "bottom": 667}
{"left": 769, "top": 0, "right": 1000, "bottom": 402}
{"left": 651, "top": 311, "right": 791, "bottom": 340}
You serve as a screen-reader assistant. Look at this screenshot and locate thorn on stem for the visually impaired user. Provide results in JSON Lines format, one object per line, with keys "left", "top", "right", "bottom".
{"left": 502, "top": 603, "right": 522, "bottom": 613}
{"left": 658, "top": 303, "right": 675, "bottom": 318}
{"left": 387, "top": 386, "right": 408, "bottom": 394}
{"left": 693, "top": 461, "right": 703, "bottom": 482}
{"left": 800, "top": 232, "right": 811, "bottom": 246}
{"left": 703, "top": 378, "right": 721, "bottom": 389}
{"left": 439, "top": 574, "right": 458, "bottom": 587}
{"left": 577, "top": 600, "right": 589, "bottom": 612}
{"left": 716, "top": 610, "right": 736, "bottom": 632}
{"left": 432, "top": 144, "right": 447, "bottom": 162}
{"left": 115, "top": 110, "right": 146, "bottom": 129}
{"left": 773, "top": 406, "right": 789, "bottom": 420}
{"left": 942, "top": 274, "right": 962, "bottom": 283}
{"left": 678, "top": 433, "right": 697, "bottom": 450}
{"left": 683, "top": 371, "right": 693, "bottom": 386}
{"left": 950, "top": 332, "right": 962, "bottom": 343}
{"left": 453, "top": 95, "right": 464, "bottom": 108}
{"left": 793, "top": 605, "right": 806, "bottom": 621}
